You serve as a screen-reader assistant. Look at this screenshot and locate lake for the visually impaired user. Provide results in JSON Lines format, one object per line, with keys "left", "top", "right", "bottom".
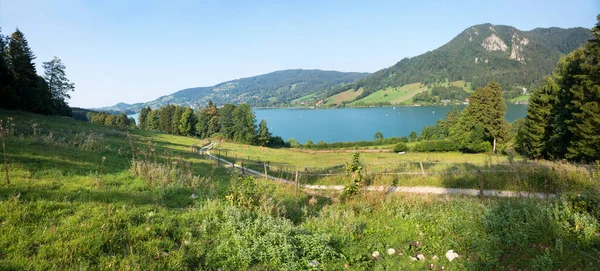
{"left": 129, "top": 104, "right": 528, "bottom": 143}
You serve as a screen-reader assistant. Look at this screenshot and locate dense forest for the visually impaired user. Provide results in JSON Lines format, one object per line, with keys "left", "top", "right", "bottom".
{"left": 98, "top": 70, "right": 369, "bottom": 113}
{"left": 330, "top": 24, "right": 592, "bottom": 102}
{"left": 516, "top": 16, "right": 600, "bottom": 162}
{"left": 0, "top": 28, "right": 74, "bottom": 116}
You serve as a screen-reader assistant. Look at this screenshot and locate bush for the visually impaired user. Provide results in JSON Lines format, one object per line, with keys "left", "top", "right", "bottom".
{"left": 392, "top": 142, "right": 408, "bottom": 152}
{"left": 460, "top": 141, "right": 492, "bottom": 153}
{"left": 399, "top": 136, "right": 409, "bottom": 143}
{"left": 413, "top": 140, "right": 458, "bottom": 152}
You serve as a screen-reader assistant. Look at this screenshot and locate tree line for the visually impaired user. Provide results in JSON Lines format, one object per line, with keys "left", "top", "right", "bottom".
{"left": 89, "top": 112, "right": 136, "bottom": 130}
{"left": 134, "top": 101, "right": 285, "bottom": 147}
{"left": 516, "top": 16, "right": 600, "bottom": 162}
{"left": 0, "top": 28, "right": 74, "bottom": 116}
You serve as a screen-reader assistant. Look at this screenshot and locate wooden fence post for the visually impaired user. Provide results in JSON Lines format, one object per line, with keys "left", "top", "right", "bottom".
{"left": 478, "top": 169, "right": 484, "bottom": 199}
{"left": 295, "top": 170, "right": 299, "bottom": 195}
{"left": 241, "top": 162, "right": 245, "bottom": 175}
{"left": 420, "top": 161, "right": 426, "bottom": 177}
{"left": 217, "top": 149, "right": 220, "bottom": 167}
{"left": 264, "top": 162, "right": 268, "bottom": 180}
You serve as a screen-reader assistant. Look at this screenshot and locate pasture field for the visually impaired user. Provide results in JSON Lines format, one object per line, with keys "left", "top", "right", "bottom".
{"left": 0, "top": 110, "right": 599, "bottom": 270}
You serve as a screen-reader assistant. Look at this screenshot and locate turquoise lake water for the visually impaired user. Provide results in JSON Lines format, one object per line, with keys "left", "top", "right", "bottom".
{"left": 129, "top": 104, "right": 528, "bottom": 143}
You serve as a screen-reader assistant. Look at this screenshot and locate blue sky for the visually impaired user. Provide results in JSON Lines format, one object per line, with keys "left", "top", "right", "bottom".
{"left": 1, "top": 0, "right": 598, "bottom": 108}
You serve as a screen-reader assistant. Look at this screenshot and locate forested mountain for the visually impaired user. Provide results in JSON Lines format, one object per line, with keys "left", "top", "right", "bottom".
{"left": 98, "top": 69, "right": 369, "bottom": 113}
{"left": 335, "top": 24, "right": 592, "bottom": 101}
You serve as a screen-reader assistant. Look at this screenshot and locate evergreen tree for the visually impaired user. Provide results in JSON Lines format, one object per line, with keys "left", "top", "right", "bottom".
{"left": 178, "top": 107, "right": 197, "bottom": 136}
{"left": 219, "top": 104, "right": 237, "bottom": 140}
{"left": 138, "top": 106, "right": 151, "bottom": 130}
{"left": 42, "top": 56, "right": 74, "bottom": 116}
{"left": 172, "top": 105, "right": 185, "bottom": 135}
{"left": 0, "top": 28, "right": 17, "bottom": 109}
{"left": 232, "top": 104, "right": 256, "bottom": 144}
{"left": 567, "top": 16, "right": 600, "bottom": 161}
{"left": 7, "top": 29, "right": 42, "bottom": 112}
{"left": 452, "top": 81, "right": 508, "bottom": 152}
{"left": 146, "top": 109, "right": 160, "bottom": 130}
{"left": 516, "top": 77, "right": 558, "bottom": 159}
{"left": 159, "top": 104, "right": 176, "bottom": 133}
{"left": 257, "top": 119, "right": 271, "bottom": 146}
{"left": 547, "top": 48, "right": 585, "bottom": 159}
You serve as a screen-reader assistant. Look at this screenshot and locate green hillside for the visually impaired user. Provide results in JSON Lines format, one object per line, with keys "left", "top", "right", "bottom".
{"left": 329, "top": 24, "right": 592, "bottom": 105}
{"left": 98, "top": 69, "right": 370, "bottom": 113}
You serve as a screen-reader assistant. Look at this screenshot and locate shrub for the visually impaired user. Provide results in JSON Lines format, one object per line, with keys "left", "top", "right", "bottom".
{"left": 413, "top": 140, "right": 458, "bottom": 152}
{"left": 460, "top": 141, "right": 492, "bottom": 153}
{"left": 392, "top": 142, "right": 408, "bottom": 152}
{"left": 399, "top": 136, "right": 409, "bottom": 143}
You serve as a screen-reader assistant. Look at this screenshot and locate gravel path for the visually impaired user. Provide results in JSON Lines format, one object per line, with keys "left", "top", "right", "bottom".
{"left": 204, "top": 143, "right": 554, "bottom": 199}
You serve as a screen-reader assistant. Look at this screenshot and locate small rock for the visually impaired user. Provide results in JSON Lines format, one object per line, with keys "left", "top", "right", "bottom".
{"left": 308, "top": 260, "right": 319, "bottom": 267}
{"left": 190, "top": 193, "right": 199, "bottom": 199}
{"left": 410, "top": 256, "right": 418, "bottom": 261}
{"left": 432, "top": 255, "right": 438, "bottom": 260}
{"left": 372, "top": 251, "right": 380, "bottom": 259}
{"left": 387, "top": 248, "right": 396, "bottom": 255}
{"left": 428, "top": 263, "right": 436, "bottom": 270}
{"left": 417, "top": 254, "right": 426, "bottom": 261}
{"left": 445, "top": 250, "right": 459, "bottom": 262}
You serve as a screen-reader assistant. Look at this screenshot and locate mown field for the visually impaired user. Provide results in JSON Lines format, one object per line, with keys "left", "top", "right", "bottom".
{"left": 1, "top": 110, "right": 599, "bottom": 270}
{"left": 213, "top": 142, "right": 598, "bottom": 194}
{"left": 326, "top": 88, "right": 364, "bottom": 105}
{"left": 350, "top": 83, "right": 427, "bottom": 105}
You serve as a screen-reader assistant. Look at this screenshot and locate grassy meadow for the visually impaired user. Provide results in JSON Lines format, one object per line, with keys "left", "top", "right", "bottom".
{"left": 326, "top": 88, "right": 364, "bottom": 105}
{"left": 350, "top": 83, "right": 427, "bottom": 105}
{"left": 1, "top": 110, "right": 599, "bottom": 270}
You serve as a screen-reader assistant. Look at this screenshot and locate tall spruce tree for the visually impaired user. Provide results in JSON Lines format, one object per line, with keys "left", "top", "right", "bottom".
{"left": 0, "top": 28, "right": 17, "bottom": 109}
{"left": 7, "top": 29, "right": 40, "bottom": 112}
{"left": 547, "top": 48, "right": 585, "bottom": 159}
{"left": 516, "top": 77, "right": 558, "bottom": 159}
{"left": 565, "top": 17, "right": 600, "bottom": 161}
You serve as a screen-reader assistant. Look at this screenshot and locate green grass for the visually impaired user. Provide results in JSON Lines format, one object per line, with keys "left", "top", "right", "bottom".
{"left": 349, "top": 80, "right": 472, "bottom": 106}
{"left": 291, "top": 93, "right": 316, "bottom": 104}
{"left": 350, "top": 83, "right": 426, "bottom": 105}
{"left": 213, "top": 142, "right": 597, "bottom": 193}
{"left": 1, "top": 110, "right": 599, "bottom": 270}
{"left": 326, "top": 88, "right": 364, "bottom": 105}
{"left": 512, "top": 95, "right": 531, "bottom": 102}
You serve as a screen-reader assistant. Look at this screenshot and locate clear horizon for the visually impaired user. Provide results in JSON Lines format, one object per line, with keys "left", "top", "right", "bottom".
{"left": 1, "top": 0, "right": 598, "bottom": 108}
